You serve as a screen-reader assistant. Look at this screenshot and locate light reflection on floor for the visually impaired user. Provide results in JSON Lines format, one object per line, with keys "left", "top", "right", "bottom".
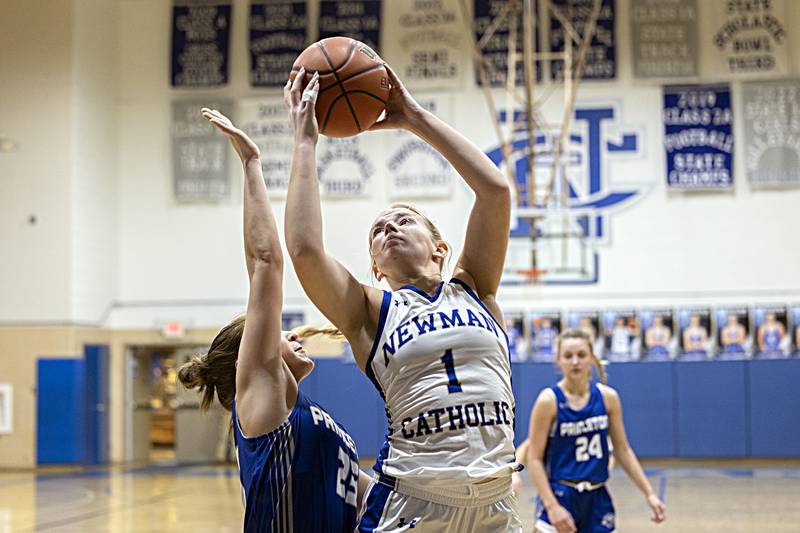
{"left": 1, "top": 460, "right": 799, "bottom": 532}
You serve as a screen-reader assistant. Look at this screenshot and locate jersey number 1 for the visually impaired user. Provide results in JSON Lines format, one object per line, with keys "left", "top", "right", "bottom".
{"left": 336, "top": 447, "right": 358, "bottom": 507}
{"left": 440, "top": 350, "right": 463, "bottom": 393}
{"left": 575, "top": 434, "right": 603, "bottom": 462}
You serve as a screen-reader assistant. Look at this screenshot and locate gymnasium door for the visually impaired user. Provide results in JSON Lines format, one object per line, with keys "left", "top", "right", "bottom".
{"left": 129, "top": 349, "right": 153, "bottom": 463}
{"left": 174, "top": 348, "right": 227, "bottom": 463}
{"left": 84, "top": 345, "right": 110, "bottom": 464}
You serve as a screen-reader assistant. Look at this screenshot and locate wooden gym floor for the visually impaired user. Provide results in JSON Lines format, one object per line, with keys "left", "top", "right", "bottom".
{"left": 1, "top": 459, "right": 798, "bottom": 531}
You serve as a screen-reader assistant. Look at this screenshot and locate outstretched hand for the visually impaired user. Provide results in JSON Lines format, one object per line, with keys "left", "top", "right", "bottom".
{"left": 368, "top": 64, "right": 425, "bottom": 132}
{"left": 284, "top": 67, "right": 320, "bottom": 144}
{"left": 201, "top": 108, "right": 260, "bottom": 163}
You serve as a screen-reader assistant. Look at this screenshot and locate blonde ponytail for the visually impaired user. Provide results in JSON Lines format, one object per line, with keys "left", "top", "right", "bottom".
{"left": 292, "top": 324, "right": 345, "bottom": 340}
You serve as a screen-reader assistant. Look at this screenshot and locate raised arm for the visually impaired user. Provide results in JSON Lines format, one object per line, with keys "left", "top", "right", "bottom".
{"left": 603, "top": 385, "right": 666, "bottom": 524}
{"left": 282, "top": 70, "right": 383, "bottom": 367}
{"left": 201, "top": 108, "right": 290, "bottom": 435}
{"left": 370, "top": 66, "right": 511, "bottom": 307}
{"left": 526, "top": 390, "right": 577, "bottom": 533}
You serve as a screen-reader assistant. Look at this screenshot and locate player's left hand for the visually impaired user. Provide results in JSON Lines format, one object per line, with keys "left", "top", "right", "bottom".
{"left": 368, "top": 64, "right": 424, "bottom": 132}
{"left": 647, "top": 493, "right": 666, "bottom": 523}
{"left": 201, "top": 108, "right": 260, "bottom": 163}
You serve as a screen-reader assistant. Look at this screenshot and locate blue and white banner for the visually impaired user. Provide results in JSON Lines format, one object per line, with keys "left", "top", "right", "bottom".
{"left": 385, "top": 0, "right": 467, "bottom": 91}
{"left": 172, "top": 99, "right": 232, "bottom": 201}
{"left": 239, "top": 97, "right": 295, "bottom": 198}
{"left": 663, "top": 84, "right": 733, "bottom": 189}
{"left": 319, "top": 0, "right": 382, "bottom": 53}
{"left": 742, "top": 79, "right": 800, "bottom": 188}
{"left": 550, "top": 0, "right": 616, "bottom": 80}
{"left": 387, "top": 95, "right": 454, "bottom": 199}
{"left": 249, "top": 1, "right": 308, "bottom": 88}
{"left": 318, "top": 136, "right": 378, "bottom": 198}
{"left": 171, "top": 0, "right": 231, "bottom": 87}
{"left": 473, "top": 0, "right": 541, "bottom": 87}
{"left": 709, "top": 0, "right": 789, "bottom": 79}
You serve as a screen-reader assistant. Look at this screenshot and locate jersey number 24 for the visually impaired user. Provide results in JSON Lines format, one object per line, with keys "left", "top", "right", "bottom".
{"left": 575, "top": 434, "right": 603, "bottom": 462}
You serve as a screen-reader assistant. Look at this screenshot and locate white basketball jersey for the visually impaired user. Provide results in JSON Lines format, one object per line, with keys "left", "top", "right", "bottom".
{"left": 365, "top": 278, "right": 517, "bottom": 486}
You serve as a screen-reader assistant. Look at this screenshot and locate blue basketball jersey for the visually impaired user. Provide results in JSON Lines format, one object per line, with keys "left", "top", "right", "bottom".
{"left": 233, "top": 391, "right": 359, "bottom": 533}
{"left": 764, "top": 327, "right": 782, "bottom": 351}
{"left": 545, "top": 384, "right": 610, "bottom": 484}
{"left": 536, "top": 326, "right": 557, "bottom": 353}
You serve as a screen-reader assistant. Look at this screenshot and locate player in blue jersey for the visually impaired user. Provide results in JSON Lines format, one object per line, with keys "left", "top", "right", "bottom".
{"left": 524, "top": 329, "right": 665, "bottom": 532}
{"left": 644, "top": 315, "right": 671, "bottom": 358}
{"left": 177, "top": 106, "right": 368, "bottom": 532}
{"left": 720, "top": 314, "right": 746, "bottom": 354}
{"left": 284, "top": 66, "right": 520, "bottom": 530}
{"left": 682, "top": 314, "right": 707, "bottom": 357}
{"left": 758, "top": 312, "right": 785, "bottom": 355}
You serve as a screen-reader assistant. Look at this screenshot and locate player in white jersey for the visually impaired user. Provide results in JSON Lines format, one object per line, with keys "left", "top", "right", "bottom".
{"left": 284, "top": 65, "right": 520, "bottom": 531}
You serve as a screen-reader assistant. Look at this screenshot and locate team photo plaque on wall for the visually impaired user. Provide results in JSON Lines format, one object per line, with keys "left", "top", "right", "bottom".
{"left": 170, "top": 0, "right": 231, "bottom": 88}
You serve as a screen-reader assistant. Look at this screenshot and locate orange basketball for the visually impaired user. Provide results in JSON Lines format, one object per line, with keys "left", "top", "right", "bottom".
{"left": 291, "top": 37, "right": 390, "bottom": 138}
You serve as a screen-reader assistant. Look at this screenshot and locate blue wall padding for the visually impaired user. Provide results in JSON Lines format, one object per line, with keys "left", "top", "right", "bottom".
{"left": 749, "top": 359, "right": 800, "bottom": 456}
{"left": 37, "top": 358, "right": 86, "bottom": 464}
{"left": 611, "top": 362, "right": 677, "bottom": 456}
{"left": 675, "top": 361, "right": 749, "bottom": 457}
{"left": 306, "top": 358, "right": 800, "bottom": 459}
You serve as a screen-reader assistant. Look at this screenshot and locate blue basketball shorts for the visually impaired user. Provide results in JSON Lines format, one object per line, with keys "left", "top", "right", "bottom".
{"left": 535, "top": 481, "right": 615, "bottom": 533}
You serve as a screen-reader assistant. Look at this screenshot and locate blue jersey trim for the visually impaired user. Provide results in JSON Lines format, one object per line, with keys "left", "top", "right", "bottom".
{"left": 398, "top": 280, "right": 445, "bottom": 302}
{"left": 365, "top": 291, "right": 393, "bottom": 475}
{"left": 365, "top": 290, "right": 392, "bottom": 400}
{"left": 358, "top": 481, "right": 393, "bottom": 532}
{"left": 449, "top": 277, "right": 510, "bottom": 349}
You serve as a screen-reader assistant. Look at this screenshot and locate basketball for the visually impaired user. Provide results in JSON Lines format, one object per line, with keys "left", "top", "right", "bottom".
{"left": 291, "top": 37, "right": 390, "bottom": 138}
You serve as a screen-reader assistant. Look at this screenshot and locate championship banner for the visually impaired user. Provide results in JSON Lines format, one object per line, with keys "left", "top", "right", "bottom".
{"left": 171, "top": 0, "right": 231, "bottom": 87}
{"left": 385, "top": 0, "right": 467, "bottom": 91}
{"left": 318, "top": 136, "right": 379, "bottom": 198}
{"left": 663, "top": 84, "right": 733, "bottom": 190}
{"left": 630, "top": 0, "right": 698, "bottom": 79}
{"left": 387, "top": 96, "right": 454, "bottom": 199}
{"left": 319, "top": 0, "right": 382, "bottom": 53}
{"left": 550, "top": 0, "right": 616, "bottom": 81}
{"left": 742, "top": 79, "right": 800, "bottom": 188}
{"left": 474, "top": 0, "right": 541, "bottom": 87}
{"left": 238, "top": 97, "right": 295, "bottom": 198}
{"left": 249, "top": 1, "right": 308, "bottom": 88}
{"left": 709, "top": 0, "right": 789, "bottom": 79}
{"left": 172, "top": 100, "right": 232, "bottom": 201}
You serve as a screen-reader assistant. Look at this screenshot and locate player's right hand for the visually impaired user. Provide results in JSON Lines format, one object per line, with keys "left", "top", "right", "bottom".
{"left": 547, "top": 504, "right": 577, "bottom": 533}
{"left": 284, "top": 67, "right": 319, "bottom": 144}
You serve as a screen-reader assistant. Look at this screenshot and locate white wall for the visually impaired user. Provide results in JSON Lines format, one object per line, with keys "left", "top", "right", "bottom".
{"left": 2, "top": 0, "right": 798, "bottom": 327}
{"left": 71, "top": 0, "right": 121, "bottom": 324}
{"left": 111, "top": 0, "right": 800, "bottom": 329}
{"left": 0, "top": 0, "right": 74, "bottom": 322}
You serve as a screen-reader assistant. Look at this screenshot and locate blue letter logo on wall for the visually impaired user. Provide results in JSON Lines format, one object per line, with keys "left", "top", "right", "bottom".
{"left": 484, "top": 106, "right": 650, "bottom": 284}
